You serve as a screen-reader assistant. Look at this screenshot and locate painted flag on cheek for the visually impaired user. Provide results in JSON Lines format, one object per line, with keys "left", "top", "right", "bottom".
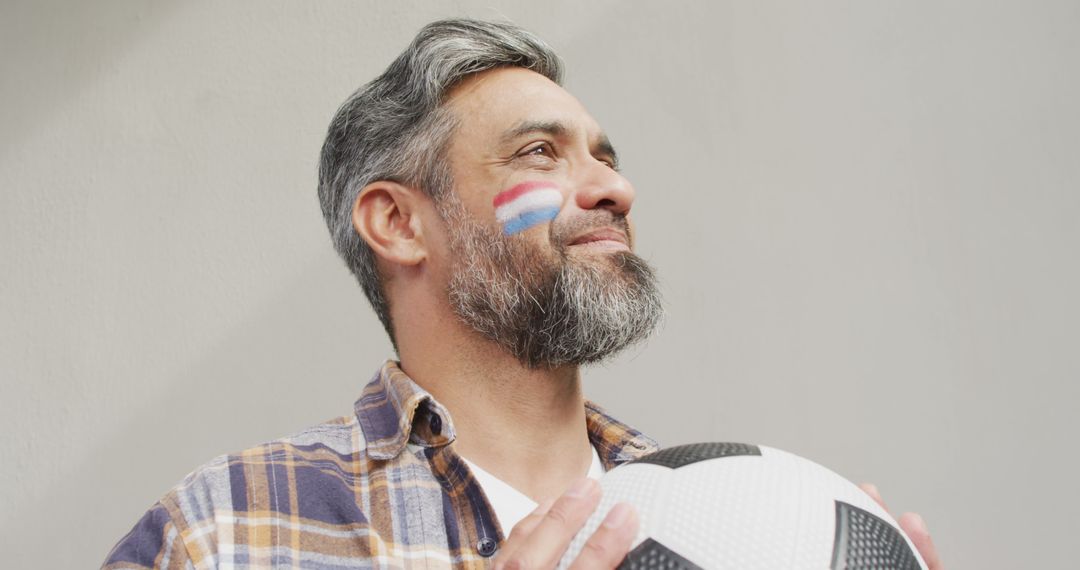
{"left": 493, "top": 181, "right": 563, "bottom": 235}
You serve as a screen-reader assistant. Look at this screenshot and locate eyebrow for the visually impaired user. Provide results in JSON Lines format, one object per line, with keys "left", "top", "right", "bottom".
{"left": 500, "top": 120, "right": 569, "bottom": 143}
{"left": 501, "top": 120, "right": 619, "bottom": 167}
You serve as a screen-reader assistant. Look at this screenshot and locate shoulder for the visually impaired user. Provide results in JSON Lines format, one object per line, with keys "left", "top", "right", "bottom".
{"left": 176, "top": 412, "right": 367, "bottom": 522}
{"left": 103, "top": 413, "right": 372, "bottom": 568}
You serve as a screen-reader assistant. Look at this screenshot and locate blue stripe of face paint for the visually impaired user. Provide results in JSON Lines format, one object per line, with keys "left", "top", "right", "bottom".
{"left": 502, "top": 206, "right": 560, "bottom": 235}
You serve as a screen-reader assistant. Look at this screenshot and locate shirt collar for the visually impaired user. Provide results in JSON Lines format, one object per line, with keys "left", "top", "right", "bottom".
{"left": 355, "top": 360, "right": 659, "bottom": 464}
{"left": 584, "top": 401, "right": 659, "bottom": 469}
{"left": 355, "top": 360, "right": 455, "bottom": 460}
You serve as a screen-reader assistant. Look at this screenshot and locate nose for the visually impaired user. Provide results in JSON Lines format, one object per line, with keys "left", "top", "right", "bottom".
{"left": 572, "top": 159, "right": 636, "bottom": 216}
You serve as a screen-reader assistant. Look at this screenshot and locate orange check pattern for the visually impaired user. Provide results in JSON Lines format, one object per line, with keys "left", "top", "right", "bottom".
{"left": 102, "top": 361, "right": 658, "bottom": 569}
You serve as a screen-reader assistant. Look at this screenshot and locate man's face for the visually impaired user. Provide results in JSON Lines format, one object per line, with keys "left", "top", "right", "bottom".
{"left": 432, "top": 67, "right": 662, "bottom": 368}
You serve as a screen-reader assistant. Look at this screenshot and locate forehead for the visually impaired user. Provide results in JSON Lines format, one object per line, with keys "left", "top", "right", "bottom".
{"left": 443, "top": 67, "right": 603, "bottom": 144}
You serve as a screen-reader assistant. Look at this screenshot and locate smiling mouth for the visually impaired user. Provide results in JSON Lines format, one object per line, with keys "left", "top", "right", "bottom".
{"left": 567, "top": 228, "right": 630, "bottom": 251}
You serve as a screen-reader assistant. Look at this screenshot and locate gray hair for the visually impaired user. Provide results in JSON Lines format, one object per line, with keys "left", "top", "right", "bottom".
{"left": 317, "top": 18, "right": 564, "bottom": 346}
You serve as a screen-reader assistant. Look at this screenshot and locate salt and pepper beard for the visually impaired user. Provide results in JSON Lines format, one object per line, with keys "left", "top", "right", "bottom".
{"left": 439, "top": 193, "right": 664, "bottom": 369}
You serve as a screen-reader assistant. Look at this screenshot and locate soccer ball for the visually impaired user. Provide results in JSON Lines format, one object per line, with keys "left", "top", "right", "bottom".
{"left": 559, "top": 443, "right": 927, "bottom": 570}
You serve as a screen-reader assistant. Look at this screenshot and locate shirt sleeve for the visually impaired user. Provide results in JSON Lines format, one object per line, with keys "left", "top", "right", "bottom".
{"left": 101, "top": 502, "right": 195, "bottom": 570}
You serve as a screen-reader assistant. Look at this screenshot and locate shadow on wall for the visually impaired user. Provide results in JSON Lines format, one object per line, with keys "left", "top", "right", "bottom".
{"left": 2, "top": 259, "right": 390, "bottom": 567}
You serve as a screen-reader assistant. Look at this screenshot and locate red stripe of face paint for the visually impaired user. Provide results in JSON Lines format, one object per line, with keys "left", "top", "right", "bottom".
{"left": 492, "top": 180, "right": 560, "bottom": 207}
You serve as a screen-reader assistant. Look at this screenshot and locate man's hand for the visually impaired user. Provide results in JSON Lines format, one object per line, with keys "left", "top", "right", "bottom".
{"left": 493, "top": 478, "right": 638, "bottom": 570}
{"left": 859, "top": 483, "right": 943, "bottom": 570}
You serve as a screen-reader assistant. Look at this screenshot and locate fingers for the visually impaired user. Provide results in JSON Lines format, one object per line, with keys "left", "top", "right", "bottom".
{"left": 502, "top": 498, "right": 556, "bottom": 553}
{"left": 859, "top": 482, "right": 890, "bottom": 512}
{"left": 567, "top": 503, "right": 639, "bottom": 570}
{"left": 898, "top": 512, "right": 943, "bottom": 570}
{"left": 494, "top": 478, "right": 601, "bottom": 570}
{"left": 860, "top": 483, "right": 943, "bottom": 570}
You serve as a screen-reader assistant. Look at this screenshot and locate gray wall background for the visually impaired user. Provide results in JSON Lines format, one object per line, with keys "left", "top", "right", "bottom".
{"left": 2, "top": 1, "right": 1077, "bottom": 567}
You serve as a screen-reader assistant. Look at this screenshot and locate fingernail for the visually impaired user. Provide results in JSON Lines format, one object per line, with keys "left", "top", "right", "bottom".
{"left": 602, "top": 503, "right": 633, "bottom": 529}
{"left": 566, "top": 477, "right": 594, "bottom": 498}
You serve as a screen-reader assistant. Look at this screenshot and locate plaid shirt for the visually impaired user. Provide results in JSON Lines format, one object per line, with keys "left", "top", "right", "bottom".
{"left": 103, "top": 361, "right": 658, "bottom": 569}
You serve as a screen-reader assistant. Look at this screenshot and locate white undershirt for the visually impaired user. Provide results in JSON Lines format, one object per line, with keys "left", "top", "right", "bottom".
{"left": 463, "top": 446, "right": 605, "bottom": 533}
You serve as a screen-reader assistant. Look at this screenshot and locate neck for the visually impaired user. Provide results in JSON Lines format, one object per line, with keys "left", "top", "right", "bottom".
{"left": 395, "top": 302, "right": 594, "bottom": 503}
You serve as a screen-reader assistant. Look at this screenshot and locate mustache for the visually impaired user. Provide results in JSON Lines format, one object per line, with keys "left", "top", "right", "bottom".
{"left": 550, "top": 211, "right": 632, "bottom": 249}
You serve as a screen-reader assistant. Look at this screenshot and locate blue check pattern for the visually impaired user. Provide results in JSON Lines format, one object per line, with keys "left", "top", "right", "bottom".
{"left": 103, "top": 361, "right": 658, "bottom": 569}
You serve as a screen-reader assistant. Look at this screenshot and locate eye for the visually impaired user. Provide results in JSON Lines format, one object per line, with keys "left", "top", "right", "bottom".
{"left": 519, "top": 142, "right": 555, "bottom": 159}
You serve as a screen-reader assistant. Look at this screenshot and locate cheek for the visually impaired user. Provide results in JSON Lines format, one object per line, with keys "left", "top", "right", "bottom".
{"left": 492, "top": 181, "right": 564, "bottom": 236}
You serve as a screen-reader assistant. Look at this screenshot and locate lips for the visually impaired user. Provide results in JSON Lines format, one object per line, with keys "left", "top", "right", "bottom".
{"left": 567, "top": 227, "right": 630, "bottom": 249}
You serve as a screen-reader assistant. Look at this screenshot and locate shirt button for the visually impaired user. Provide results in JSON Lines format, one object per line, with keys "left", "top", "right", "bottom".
{"left": 477, "top": 537, "right": 497, "bottom": 557}
{"left": 429, "top": 413, "right": 442, "bottom": 436}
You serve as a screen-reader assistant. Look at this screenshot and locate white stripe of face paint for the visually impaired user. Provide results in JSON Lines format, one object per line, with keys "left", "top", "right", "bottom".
{"left": 494, "top": 189, "right": 564, "bottom": 223}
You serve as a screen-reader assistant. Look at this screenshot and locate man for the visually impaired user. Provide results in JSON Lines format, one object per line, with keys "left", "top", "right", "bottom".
{"left": 104, "top": 18, "right": 941, "bottom": 569}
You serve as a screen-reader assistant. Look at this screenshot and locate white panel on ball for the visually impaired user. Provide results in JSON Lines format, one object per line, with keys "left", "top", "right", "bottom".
{"left": 558, "top": 443, "right": 927, "bottom": 570}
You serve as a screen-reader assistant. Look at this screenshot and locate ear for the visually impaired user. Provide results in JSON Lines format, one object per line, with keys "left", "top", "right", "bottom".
{"left": 352, "top": 181, "right": 429, "bottom": 268}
